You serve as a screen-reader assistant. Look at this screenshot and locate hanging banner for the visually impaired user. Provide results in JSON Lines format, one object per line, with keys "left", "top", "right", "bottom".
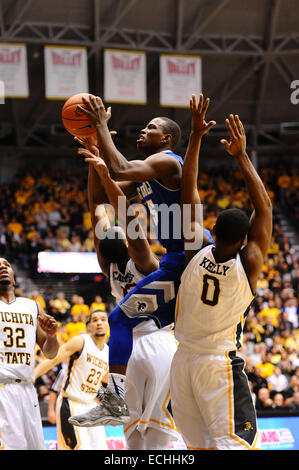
{"left": 0, "top": 43, "right": 29, "bottom": 98}
{"left": 104, "top": 49, "right": 146, "bottom": 104}
{"left": 160, "top": 54, "right": 202, "bottom": 108}
{"left": 44, "top": 45, "right": 88, "bottom": 100}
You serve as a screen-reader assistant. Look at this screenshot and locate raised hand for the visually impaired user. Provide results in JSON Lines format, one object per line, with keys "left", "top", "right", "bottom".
{"left": 220, "top": 114, "right": 247, "bottom": 158}
{"left": 77, "top": 95, "right": 111, "bottom": 127}
{"left": 78, "top": 145, "right": 109, "bottom": 177}
{"left": 190, "top": 94, "right": 216, "bottom": 137}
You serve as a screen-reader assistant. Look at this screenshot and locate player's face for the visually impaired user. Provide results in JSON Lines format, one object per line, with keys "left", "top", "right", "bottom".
{"left": 137, "top": 118, "right": 167, "bottom": 154}
{"left": 88, "top": 311, "right": 109, "bottom": 338}
{"left": 0, "top": 258, "right": 15, "bottom": 287}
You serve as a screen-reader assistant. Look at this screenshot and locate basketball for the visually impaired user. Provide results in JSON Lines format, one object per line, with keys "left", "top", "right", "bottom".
{"left": 62, "top": 93, "right": 96, "bottom": 137}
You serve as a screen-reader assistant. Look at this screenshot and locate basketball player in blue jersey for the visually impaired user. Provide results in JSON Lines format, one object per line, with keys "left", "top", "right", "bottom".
{"left": 70, "top": 95, "right": 213, "bottom": 427}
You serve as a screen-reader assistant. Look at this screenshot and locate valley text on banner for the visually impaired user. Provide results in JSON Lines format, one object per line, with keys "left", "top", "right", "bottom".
{"left": 44, "top": 45, "right": 89, "bottom": 100}
{"left": 160, "top": 54, "right": 202, "bottom": 108}
{"left": 0, "top": 43, "right": 29, "bottom": 98}
{"left": 104, "top": 49, "right": 146, "bottom": 104}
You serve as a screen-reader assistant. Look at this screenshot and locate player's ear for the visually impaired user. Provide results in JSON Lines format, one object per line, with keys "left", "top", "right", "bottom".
{"left": 162, "top": 133, "right": 171, "bottom": 146}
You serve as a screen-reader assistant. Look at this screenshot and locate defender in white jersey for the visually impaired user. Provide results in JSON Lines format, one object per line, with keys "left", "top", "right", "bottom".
{"left": 0, "top": 257, "right": 59, "bottom": 450}
{"left": 170, "top": 96, "right": 272, "bottom": 450}
{"left": 35, "top": 309, "right": 109, "bottom": 450}
{"left": 70, "top": 137, "right": 179, "bottom": 449}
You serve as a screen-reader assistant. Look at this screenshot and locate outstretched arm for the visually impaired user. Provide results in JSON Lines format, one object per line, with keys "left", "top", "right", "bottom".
{"left": 78, "top": 95, "right": 181, "bottom": 183}
{"left": 182, "top": 94, "right": 216, "bottom": 263}
{"left": 83, "top": 146, "right": 159, "bottom": 276}
{"left": 220, "top": 114, "right": 272, "bottom": 290}
{"left": 34, "top": 335, "right": 84, "bottom": 379}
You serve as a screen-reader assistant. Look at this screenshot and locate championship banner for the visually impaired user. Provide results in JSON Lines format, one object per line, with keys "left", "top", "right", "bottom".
{"left": 0, "top": 43, "right": 29, "bottom": 98}
{"left": 160, "top": 54, "right": 202, "bottom": 108}
{"left": 44, "top": 45, "right": 89, "bottom": 100}
{"left": 104, "top": 49, "right": 146, "bottom": 104}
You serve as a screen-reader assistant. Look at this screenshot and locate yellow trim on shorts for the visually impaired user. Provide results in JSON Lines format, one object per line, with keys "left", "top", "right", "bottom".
{"left": 175, "top": 286, "right": 181, "bottom": 323}
{"left": 0, "top": 429, "right": 5, "bottom": 450}
{"left": 124, "top": 390, "right": 178, "bottom": 434}
{"left": 187, "top": 446, "right": 216, "bottom": 450}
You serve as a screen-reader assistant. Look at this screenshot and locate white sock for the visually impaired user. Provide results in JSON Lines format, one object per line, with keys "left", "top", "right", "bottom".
{"left": 108, "top": 373, "right": 126, "bottom": 399}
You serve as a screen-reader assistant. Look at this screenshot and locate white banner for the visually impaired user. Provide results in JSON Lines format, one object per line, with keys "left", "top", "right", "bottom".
{"left": 44, "top": 46, "right": 89, "bottom": 100}
{"left": 104, "top": 49, "right": 146, "bottom": 104}
{"left": 0, "top": 43, "right": 29, "bottom": 98}
{"left": 160, "top": 54, "right": 202, "bottom": 108}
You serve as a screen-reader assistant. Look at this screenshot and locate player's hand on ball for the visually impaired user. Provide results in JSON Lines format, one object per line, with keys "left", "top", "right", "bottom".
{"left": 79, "top": 95, "right": 112, "bottom": 127}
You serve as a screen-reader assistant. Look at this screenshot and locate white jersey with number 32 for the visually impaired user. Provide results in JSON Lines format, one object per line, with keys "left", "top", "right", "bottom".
{"left": 0, "top": 297, "right": 38, "bottom": 382}
{"left": 175, "top": 244, "right": 254, "bottom": 354}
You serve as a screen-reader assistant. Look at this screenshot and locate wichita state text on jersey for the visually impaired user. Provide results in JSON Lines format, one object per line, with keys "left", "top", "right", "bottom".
{"left": 0, "top": 298, "right": 38, "bottom": 382}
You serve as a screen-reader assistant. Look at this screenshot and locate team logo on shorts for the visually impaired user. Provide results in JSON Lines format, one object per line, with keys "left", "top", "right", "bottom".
{"left": 243, "top": 421, "right": 254, "bottom": 431}
{"left": 136, "top": 301, "right": 147, "bottom": 312}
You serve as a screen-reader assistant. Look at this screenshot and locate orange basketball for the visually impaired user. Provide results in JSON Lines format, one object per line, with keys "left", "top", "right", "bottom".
{"left": 62, "top": 93, "right": 96, "bottom": 137}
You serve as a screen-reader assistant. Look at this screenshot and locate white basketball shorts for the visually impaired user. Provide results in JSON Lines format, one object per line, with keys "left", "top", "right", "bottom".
{"left": 56, "top": 394, "right": 108, "bottom": 450}
{"left": 124, "top": 327, "right": 179, "bottom": 442}
{"left": 170, "top": 348, "right": 261, "bottom": 450}
{"left": 0, "top": 381, "right": 45, "bottom": 450}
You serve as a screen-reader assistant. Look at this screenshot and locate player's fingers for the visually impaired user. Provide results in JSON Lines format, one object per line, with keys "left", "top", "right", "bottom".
{"left": 229, "top": 114, "right": 239, "bottom": 136}
{"left": 197, "top": 93, "right": 203, "bottom": 112}
{"left": 220, "top": 138, "right": 230, "bottom": 151}
{"left": 77, "top": 104, "right": 91, "bottom": 115}
{"left": 206, "top": 120, "right": 216, "bottom": 130}
{"left": 225, "top": 118, "right": 236, "bottom": 140}
{"left": 202, "top": 97, "right": 210, "bottom": 117}
{"left": 235, "top": 115, "right": 244, "bottom": 135}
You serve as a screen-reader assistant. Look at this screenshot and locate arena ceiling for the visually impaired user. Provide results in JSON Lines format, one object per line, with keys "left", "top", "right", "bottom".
{"left": 0, "top": 0, "right": 299, "bottom": 164}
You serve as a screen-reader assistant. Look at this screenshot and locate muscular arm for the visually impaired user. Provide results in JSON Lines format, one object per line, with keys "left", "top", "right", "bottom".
{"left": 36, "top": 303, "right": 59, "bottom": 360}
{"left": 221, "top": 114, "right": 272, "bottom": 290}
{"left": 86, "top": 148, "right": 159, "bottom": 276}
{"left": 78, "top": 95, "right": 181, "bottom": 185}
{"left": 181, "top": 95, "right": 216, "bottom": 263}
{"left": 34, "top": 335, "right": 84, "bottom": 379}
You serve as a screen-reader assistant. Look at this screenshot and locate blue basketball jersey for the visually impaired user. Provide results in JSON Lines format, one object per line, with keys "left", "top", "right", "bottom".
{"left": 136, "top": 150, "right": 184, "bottom": 252}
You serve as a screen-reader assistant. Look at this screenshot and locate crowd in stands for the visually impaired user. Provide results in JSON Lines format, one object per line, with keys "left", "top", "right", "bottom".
{"left": 0, "top": 163, "right": 298, "bottom": 414}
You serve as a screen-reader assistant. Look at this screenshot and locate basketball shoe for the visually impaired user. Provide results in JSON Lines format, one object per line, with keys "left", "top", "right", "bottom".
{"left": 68, "top": 388, "right": 130, "bottom": 427}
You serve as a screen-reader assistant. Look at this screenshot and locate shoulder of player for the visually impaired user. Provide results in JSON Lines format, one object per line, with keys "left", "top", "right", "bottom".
{"left": 146, "top": 151, "right": 181, "bottom": 168}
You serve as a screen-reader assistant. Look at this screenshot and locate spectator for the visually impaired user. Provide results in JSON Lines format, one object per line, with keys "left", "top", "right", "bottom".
{"left": 287, "top": 391, "right": 299, "bottom": 411}
{"left": 29, "top": 290, "right": 46, "bottom": 309}
{"left": 90, "top": 295, "right": 106, "bottom": 313}
{"left": 271, "top": 393, "right": 288, "bottom": 410}
{"left": 283, "top": 298, "right": 298, "bottom": 329}
{"left": 53, "top": 292, "right": 70, "bottom": 323}
{"left": 255, "top": 351, "right": 275, "bottom": 379}
{"left": 259, "top": 299, "right": 281, "bottom": 328}
{"left": 255, "top": 387, "right": 273, "bottom": 411}
{"left": 70, "top": 296, "right": 90, "bottom": 318}
{"left": 284, "top": 375, "right": 299, "bottom": 406}
{"left": 267, "top": 366, "right": 289, "bottom": 397}
{"left": 65, "top": 314, "right": 86, "bottom": 340}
